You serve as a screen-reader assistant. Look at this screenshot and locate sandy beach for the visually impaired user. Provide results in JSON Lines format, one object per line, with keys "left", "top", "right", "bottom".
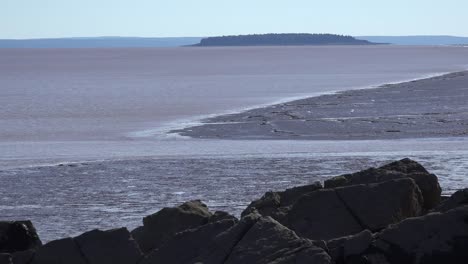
{"left": 172, "top": 71, "right": 468, "bottom": 140}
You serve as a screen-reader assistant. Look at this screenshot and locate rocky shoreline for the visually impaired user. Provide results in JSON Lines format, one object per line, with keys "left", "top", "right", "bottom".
{"left": 171, "top": 71, "right": 468, "bottom": 140}
{"left": 1, "top": 158, "right": 468, "bottom": 263}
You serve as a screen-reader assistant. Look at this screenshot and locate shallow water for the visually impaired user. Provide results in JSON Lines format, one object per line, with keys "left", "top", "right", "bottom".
{"left": 1, "top": 138, "right": 468, "bottom": 242}
{"left": 1, "top": 46, "right": 468, "bottom": 142}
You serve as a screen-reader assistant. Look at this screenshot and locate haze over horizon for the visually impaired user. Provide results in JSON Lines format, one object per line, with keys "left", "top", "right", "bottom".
{"left": 2, "top": 0, "right": 468, "bottom": 39}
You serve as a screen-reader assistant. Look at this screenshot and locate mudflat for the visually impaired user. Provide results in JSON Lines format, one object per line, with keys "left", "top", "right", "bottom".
{"left": 172, "top": 71, "right": 468, "bottom": 140}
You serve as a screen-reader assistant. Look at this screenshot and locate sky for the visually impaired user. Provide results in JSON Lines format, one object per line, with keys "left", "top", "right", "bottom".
{"left": 2, "top": 0, "right": 468, "bottom": 39}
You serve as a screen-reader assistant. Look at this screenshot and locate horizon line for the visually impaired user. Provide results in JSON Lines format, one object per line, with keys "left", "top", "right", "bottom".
{"left": 2, "top": 34, "right": 468, "bottom": 41}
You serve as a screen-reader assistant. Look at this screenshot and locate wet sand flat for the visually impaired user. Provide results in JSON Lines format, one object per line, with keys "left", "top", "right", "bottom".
{"left": 172, "top": 71, "right": 468, "bottom": 140}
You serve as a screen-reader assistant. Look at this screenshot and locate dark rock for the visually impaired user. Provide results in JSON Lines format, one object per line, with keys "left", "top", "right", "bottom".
{"left": 30, "top": 238, "right": 86, "bottom": 264}
{"left": 140, "top": 219, "right": 237, "bottom": 264}
{"left": 324, "top": 158, "right": 441, "bottom": 210}
{"left": 242, "top": 191, "right": 281, "bottom": 218}
{"left": 208, "top": 211, "right": 238, "bottom": 223}
{"left": 132, "top": 200, "right": 212, "bottom": 253}
{"left": 370, "top": 205, "right": 468, "bottom": 264}
{"left": 196, "top": 212, "right": 262, "bottom": 264}
{"left": 284, "top": 178, "right": 422, "bottom": 241}
{"left": 404, "top": 171, "right": 441, "bottom": 210}
{"left": 379, "top": 158, "right": 429, "bottom": 174}
{"left": 286, "top": 189, "right": 363, "bottom": 241}
{"left": 223, "top": 216, "right": 331, "bottom": 264}
{"left": 74, "top": 228, "right": 142, "bottom": 264}
{"left": 327, "top": 230, "right": 373, "bottom": 263}
{"left": 0, "top": 221, "right": 42, "bottom": 254}
{"left": 434, "top": 188, "right": 468, "bottom": 212}
{"left": 0, "top": 254, "right": 12, "bottom": 264}
{"left": 335, "top": 178, "right": 423, "bottom": 231}
{"left": 11, "top": 250, "right": 34, "bottom": 264}
{"left": 241, "top": 181, "right": 322, "bottom": 219}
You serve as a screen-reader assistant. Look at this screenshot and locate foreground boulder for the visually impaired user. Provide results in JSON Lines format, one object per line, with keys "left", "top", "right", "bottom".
{"left": 30, "top": 228, "right": 142, "bottom": 264}
{"left": 30, "top": 238, "right": 86, "bottom": 264}
{"left": 0, "top": 254, "right": 12, "bottom": 264}
{"left": 141, "top": 212, "right": 262, "bottom": 264}
{"left": 327, "top": 230, "right": 373, "bottom": 263}
{"left": 11, "top": 250, "right": 34, "bottom": 264}
{"left": 434, "top": 188, "right": 468, "bottom": 212}
{"left": 142, "top": 211, "right": 331, "bottom": 264}
{"left": 363, "top": 205, "right": 468, "bottom": 264}
{"left": 241, "top": 181, "right": 323, "bottom": 220}
{"left": 223, "top": 216, "right": 330, "bottom": 264}
{"left": 261, "top": 178, "right": 423, "bottom": 241}
{"left": 74, "top": 228, "right": 142, "bottom": 264}
{"left": 324, "top": 158, "right": 441, "bottom": 210}
{"left": 0, "top": 221, "right": 42, "bottom": 254}
{"left": 131, "top": 200, "right": 218, "bottom": 253}
{"left": 140, "top": 219, "right": 237, "bottom": 264}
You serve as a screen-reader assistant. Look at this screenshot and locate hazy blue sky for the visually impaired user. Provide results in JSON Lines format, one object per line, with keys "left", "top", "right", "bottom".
{"left": 2, "top": 0, "right": 468, "bottom": 39}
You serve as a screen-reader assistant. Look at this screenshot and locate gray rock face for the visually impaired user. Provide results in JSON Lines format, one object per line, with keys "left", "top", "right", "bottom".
{"left": 197, "top": 212, "right": 262, "bottom": 264}
{"left": 284, "top": 179, "right": 422, "bottom": 241}
{"left": 334, "top": 179, "right": 423, "bottom": 231}
{"left": 30, "top": 238, "right": 86, "bottom": 264}
{"left": 132, "top": 200, "right": 213, "bottom": 253}
{"left": 208, "top": 211, "right": 238, "bottom": 223}
{"left": 434, "top": 188, "right": 468, "bottom": 212}
{"left": 74, "top": 228, "right": 142, "bottom": 264}
{"left": 12, "top": 250, "right": 35, "bottom": 264}
{"left": 369, "top": 205, "right": 468, "bottom": 264}
{"left": 223, "top": 216, "right": 331, "bottom": 264}
{"left": 324, "top": 158, "right": 441, "bottom": 210}
{"left": 140, "top": 219, "right": 237, "bottom": 264}
{"left": 286, "top": 189, "right": 363, "bottom": 240}
{"left": 0, "top": 254, "right": 12, "bottom": 264}
{"left": 327, "top": 230, "right": 373, "bottom": 263}
{"left": 142, "top": 211, "right": 331, "bottom": 264}
{"left": 241, "top": 181, "right": 323, "bottom": 219}
{"left": 0, "top": 221, "right": 42, "bottom": 254}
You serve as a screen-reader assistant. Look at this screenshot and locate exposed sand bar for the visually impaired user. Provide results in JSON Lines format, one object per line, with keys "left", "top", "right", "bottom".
{"left": 171, "top": 71, "right": 468, "bottom": 140}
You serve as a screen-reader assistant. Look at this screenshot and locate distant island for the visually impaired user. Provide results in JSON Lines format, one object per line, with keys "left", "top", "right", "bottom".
{"left": 192, "top": 33, "right": 377, "bottom": 47}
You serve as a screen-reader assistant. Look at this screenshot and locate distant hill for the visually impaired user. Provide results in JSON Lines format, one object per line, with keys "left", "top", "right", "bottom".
{"left": 356, "top": 36, "right": 468, "bottom": 45}
{"left": 193, "top": 34, "right": 376, "bottom": 47}
{"left": 0, "top": 37, "right": 203, "bottom": 48}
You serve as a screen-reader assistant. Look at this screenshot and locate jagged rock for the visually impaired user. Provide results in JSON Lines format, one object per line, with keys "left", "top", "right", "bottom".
{"left": 327, "top": 230, "right": 373, "bottom": 263}
{"left": 74, "top": 228, "right": 142, "bottom": 264}
{"left": 208, "top": 211, "right": 238, "bottom": 223}
{"left": 369, "top": 205, "right": 468, "bottom": 264}
{"left": 197, "top": 212, "right": 262, "bottom": 264}
{"left": 379, "top": 158, "right": 429, "bottom": 174}
{"left": 0, "top": 221, "right": 42, "bottom": 254}
{"left": 140, "top": 219, "right": 237, "bottom": 264}
{"left": 335, "top": 178, "right": 423, "bottom": 231}
{"left": 242, "top": 191, "right": 281, "bottom": 218}
{"left": 30, "top": 238, "right": 86, "bottom": 264}
{"left": 223, "top": 216, "right": 331, "bottom": 264}
{"left": 11, "top": 250, "right": 34, "bottom": 264}
{"left": 241, "top": 181, "right": 322, "bottom": 219}
{"left": 324, "top": 158, "right": 441, "bottom": 210}
{"left": 434, "top": 188, "right": 468, "bottom": 212}
{"left": 285, "top": 178, "right": 423, "bottom": 241}
{"left": 286, "top": 189, "right": 363, "bottom": 240}
{"left": 132, "top": 200, "right": 212, "bottom": 253}
{"left": 0, "top": 254, "right": 12, "bottom": 264}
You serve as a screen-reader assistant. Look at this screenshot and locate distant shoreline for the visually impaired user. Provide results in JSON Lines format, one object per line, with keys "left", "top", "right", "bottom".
{"left": 171, "top": 71, "right": 468, "bottom": 140}
{"left": 191, "top": 33, "right": 379, "bottom": 47}
{"left": 2, "top": 35, "right": 468, "bottom": 48}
